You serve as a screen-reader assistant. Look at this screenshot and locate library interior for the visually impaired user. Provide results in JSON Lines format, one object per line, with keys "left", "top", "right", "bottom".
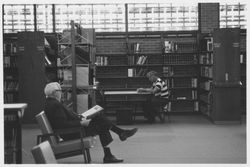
{"left": 2, "top": 2, "right": 247, "bottom": 166}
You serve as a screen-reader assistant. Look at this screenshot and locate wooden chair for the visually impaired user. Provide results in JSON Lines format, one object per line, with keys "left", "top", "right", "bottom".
{"left": 31, "top": 141, "right": 57, "bottom": 164}
{"left": 159, "top": 91, "right": 172, "bottom": 123}
{"left": 35, "top": 111, "right": 96, "bottom": 163}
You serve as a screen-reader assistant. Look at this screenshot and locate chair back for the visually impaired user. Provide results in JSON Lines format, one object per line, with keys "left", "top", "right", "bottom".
{"left": 31, "top": 141, "right": 57, "bottom": 164}
{"left": 36, "top": 111, "right": 58, "bottom": 145}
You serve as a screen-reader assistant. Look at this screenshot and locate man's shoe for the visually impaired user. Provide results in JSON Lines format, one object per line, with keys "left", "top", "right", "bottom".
{"left": 103, "top": 155, "right": 124, "bottom": 163}
{"left": 119, "top": 128, "right": 138, "bottom": 141}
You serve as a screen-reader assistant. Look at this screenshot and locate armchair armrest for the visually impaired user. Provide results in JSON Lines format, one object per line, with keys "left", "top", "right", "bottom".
{"left": 54, "top": 126, "right": 86, "bottom": 136}
{"left": 37, "top": 126, "right": 89, "bottom": 147}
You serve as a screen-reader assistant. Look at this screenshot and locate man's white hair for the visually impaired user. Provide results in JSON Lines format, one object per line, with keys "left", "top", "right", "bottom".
{"left": 44, "top": 82, "right": 61, "bottom": 97}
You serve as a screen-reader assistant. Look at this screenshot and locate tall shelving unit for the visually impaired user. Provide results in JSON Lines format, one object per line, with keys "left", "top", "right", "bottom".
{"left": 240, "top": 29, "right": 246, "bottom": 114}
{"left": 95, "top": 31, "right": 199, "bottom": 115}
{"left": 199, "top": 28, "right": 241, "bottom": 123}
{"left": 17, "top": 31, "right": 47, "bottom": 124}
{"left": 57, "top": 20, "right": 95, "bottom": 113}
{"left": 3, "top": 34, "right": 19, "bottom": 103}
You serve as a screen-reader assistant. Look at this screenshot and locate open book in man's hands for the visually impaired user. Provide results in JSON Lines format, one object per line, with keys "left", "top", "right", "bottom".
{"left": 81, "top": 105, "right": 103, "bottom": 119}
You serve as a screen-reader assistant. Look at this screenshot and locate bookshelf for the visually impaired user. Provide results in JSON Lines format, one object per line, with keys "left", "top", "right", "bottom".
{"left": 240, "top": 29, "right": 246, "bottom": 114}
{"left": 17, "top": 31, "right": 47, "bottom": 124}
{"left": 199, "top": 28, "right": 241, "bottom": 123}
{"left": 57, "top": 21, "right": 95, "bottom": 113}
{"left": 3, "top": 34, "right": 19, "bottom": 103}
{"left": 4, "top": 103, "right": 27, "bottom": 164}
{"left": 95, "top": 31, "right": 199, "bottom": 115}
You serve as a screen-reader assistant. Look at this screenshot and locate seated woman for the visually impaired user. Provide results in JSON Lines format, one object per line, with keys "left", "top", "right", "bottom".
{"left": 44, "top": 82, "right": 138, "bottom": 163}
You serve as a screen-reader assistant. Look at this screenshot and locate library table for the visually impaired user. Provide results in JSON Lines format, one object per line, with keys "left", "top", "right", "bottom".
{"left": 4, "top": 103, "right": 27, "bottom": 164}
{"left": 104, "top": 90, "right": 151, "bottom": 123}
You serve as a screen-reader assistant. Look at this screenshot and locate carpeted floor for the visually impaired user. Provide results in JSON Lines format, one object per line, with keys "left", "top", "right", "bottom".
{"left": 20, "top": 115, "right": 246, "bottom": 164}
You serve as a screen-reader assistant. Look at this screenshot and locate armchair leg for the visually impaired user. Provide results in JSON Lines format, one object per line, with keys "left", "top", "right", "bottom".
{"left": 82, "top": 149, "right": 88, "bottom": 163}
{"left": 86, "top": 148, "right": 91, "bottom": 163}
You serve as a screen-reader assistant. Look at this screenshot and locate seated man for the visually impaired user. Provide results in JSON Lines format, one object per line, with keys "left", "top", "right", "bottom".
{"left": 137, "top": 71, "right": 170, "bottom": 123}
{"left": 44, "top": 82, "right": 138, "bottom": 163}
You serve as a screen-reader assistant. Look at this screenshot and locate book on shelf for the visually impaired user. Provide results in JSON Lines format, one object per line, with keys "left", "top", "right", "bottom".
{"left": 128, "top": 55, "right": 135, "bottom": 65}
{"left": 136, "top": 55, "right": 147, "bottom": 65}
{"left": 164, "top": 41, "right": 171, "bottom": 53}
{"left": 136, "top": 68, "right": 147, "bottom": 77}
{"left": 4, "top": 114, "right": 17, "bottom": 122}
{"left": 45, "top": 55, "right": 52, "bottom": 66}
{"left": 207, "top": 37, "right": 213, "bottom": 51}
{"left": 192, "top": 90, "right": 197, "bottom": 99}
{"left": 4, "top": 43, "right": 17, "bottom": 55}
{"left": 96, "top": 56, "right": 108, "bottom": 66}
{"left": 128, "top": 68, "right": 136, "bottom": 77}
{"left": 4, "top": 81, "right": 19, "bottom": 91}
{"left": 194, "top": 102, "right": 199, "bottom": 111}
{"left": 80, "top": 105, "right": 103, "bottom": 119}
{"left": 191, "top": 78, "right": 197, "bottom": 88}
{"left": 132, "top": 43, "right": 140, "bottom": 53}
{"left": 163, "top": 66, "right": 174, "bottom": 76}
{"left": 4, "top": 94, "right": 15, "bottom": 103}
{"left": 201, "top": 67, "right": 213, "bottom": 78}
{"left": 240, "top": 54, "right": 244, "bottom": 63}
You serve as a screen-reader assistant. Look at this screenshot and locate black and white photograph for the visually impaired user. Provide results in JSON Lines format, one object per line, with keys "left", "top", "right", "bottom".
{"left": 1, "top": 0, "right": 248, "bottom": 166}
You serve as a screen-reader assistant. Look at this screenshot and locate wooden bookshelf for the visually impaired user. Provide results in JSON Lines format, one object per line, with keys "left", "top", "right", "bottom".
{"left": 240, "top": 29, "right": 246, "bottom": 114}
{"left": 95, "top": 31, "right": 199, "bottom": 114}
{"left": 3, "top": 34, "right": 19, "bottom": 104}
{"left": 4, "top": 103, "right": 27, "bottom": 164}
{"left": 199, "top": 28, "right": 241, "bottom": 123}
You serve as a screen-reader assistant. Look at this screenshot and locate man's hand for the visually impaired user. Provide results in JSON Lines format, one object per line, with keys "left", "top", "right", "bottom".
{"left": 80, "top": 117, "right": 91, "bottom": 126}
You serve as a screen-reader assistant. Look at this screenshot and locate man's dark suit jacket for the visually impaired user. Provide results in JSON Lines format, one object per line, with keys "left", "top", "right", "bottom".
{"left": 44, "top": 97, "right": 113, "bottom": 146}
{"left": 44, "top": 97, "right": 81, "bottom": 130}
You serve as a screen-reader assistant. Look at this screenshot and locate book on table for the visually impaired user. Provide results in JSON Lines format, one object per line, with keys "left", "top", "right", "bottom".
{"left": 81, "top": 105, "right": 103, "bottom": 119}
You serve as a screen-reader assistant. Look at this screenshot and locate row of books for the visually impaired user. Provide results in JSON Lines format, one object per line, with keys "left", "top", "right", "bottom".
{"left": 128, "top": 55, "right": 148, "bottom": 65}
{"left": 163, "top": 66, "right": 197, "bottom": 77}
{"left": 194, "top": 102, "right": 199, "bottom": 111}
{"left": 164, "top": 41, "right": 197, "bottom": 53}
{"left": 130, "top": 43, "right": 141, "bottom": 53}
{"left": 4, "top": 114, "right": 17, "bottom": 122}
{"left": 199, "top": 53, "right": 213, "bottom": 65}
{"left": 206, "top": 37, "right": 213, "bottom": 51}
{"left": 191, "top": 78, "right": 198, "bottom": 88}
{"left": 162, "top": 66, "right": 174, "bottom": 76}
{"left": 4, "top": 94, "right": 17, "bottom": 103}
{"left": 3, "top": 56, "right": 17, "bottom": 68}
{"left": 163, "top": 54, "right": 198, "bottom": 64}
{"left": 201, "top": 66, "right": 213, "bottom": 78}
{"left": 3, "top": 43, "right": 17, "bottom": 55}
{"left": 128, "top": 68, "right": 148, "bottom": 77}
{"left": 164, "top": 78, "right": 197, "bottom": 88}
{"left": 96, "top": 56, "right": 109, "bottom": 66}
{"left": 4, "top": 81, "right": 19, "bottom": 91}
{"left": 240, "top": 54, "right": 246, "bottom": 64}
{"left": 200, "top": 81, "right": 212, "bottom": 91}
